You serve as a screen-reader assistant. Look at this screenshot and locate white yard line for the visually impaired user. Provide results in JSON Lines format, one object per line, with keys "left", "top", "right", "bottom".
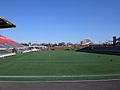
{"left": 0, "top": 74, "right": 120, "bottom": 78}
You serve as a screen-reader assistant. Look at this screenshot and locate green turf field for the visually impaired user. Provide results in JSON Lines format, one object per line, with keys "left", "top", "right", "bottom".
{"left": 0, "top": 50, "right": 120, "bottom": 81}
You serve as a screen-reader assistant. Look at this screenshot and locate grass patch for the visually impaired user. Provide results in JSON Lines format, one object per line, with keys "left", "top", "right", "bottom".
{"left": 0, "top": 50, "right": 120, "bottom": 81}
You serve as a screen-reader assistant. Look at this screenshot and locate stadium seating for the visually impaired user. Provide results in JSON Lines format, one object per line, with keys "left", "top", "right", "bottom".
{"left": 0, "top": 50, "right": 11, "bottom": 55}
{"left": 0, "top": 35, "right": 27, "bottom": 57}
{"left": 0, "top": 44, "right": 6, "bottom": 48}
{"left": 0, "top": 17, "right": 27, "bottom": 57}
{"left": 76, "top": 45, "right": 120, "bottom": 55}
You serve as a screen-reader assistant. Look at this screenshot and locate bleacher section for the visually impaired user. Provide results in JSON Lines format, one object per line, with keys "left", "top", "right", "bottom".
{"left": 0, "top": 35, "right": 23, "bottom": 48}
{"left": 0, "top": 35, "right": 27, "bottom": 57}
{"left": 0, "top": 50, "right": 15, "bottom": 58}
{"left": 76, "top": 45, "right": 120, "bottom": 55}
{"left": 91, "top": 45, "right": 120, "bottom": 52}
{"left": 0, "top": 50, "right": 10, "bottom": 54}
{"left": 0, "top": 34, "right": 47, "bottom": 57}
{"left": 0, "top": 44, "right": 6, "bottom": 49}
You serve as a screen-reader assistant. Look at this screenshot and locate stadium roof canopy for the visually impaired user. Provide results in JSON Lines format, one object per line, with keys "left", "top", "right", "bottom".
{"left": 0, "top": 17, "right": 16, "bottom": 29}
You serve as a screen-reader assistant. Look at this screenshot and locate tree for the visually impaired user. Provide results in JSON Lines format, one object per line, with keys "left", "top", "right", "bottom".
{"left": 58, "top": 42, "right": 66, "bottom": 46}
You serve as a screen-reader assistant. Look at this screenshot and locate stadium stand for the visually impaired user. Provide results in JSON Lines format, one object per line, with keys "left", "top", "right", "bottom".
{"left": 76, "top": 45, "right": 120, "bottom": 55}
{"left": 0, "top": 35, "right": 26, "bottom": 57}
{"left": 0, "top": 44, "right": 6, "bottom": 48}
{"left": 0, "top": 17, "right": 48, "bottom": 57}
{"left": 0, "top": 50, "right": 11, "bottom": 55}
{"left": 0, "top": 35, "right": 29, "bottom": 55}
{"left": 0, "top": 17, "right": 26, "bottom": 57}
{"left": 76, "top": 36, "right": 120, "bottom": 55}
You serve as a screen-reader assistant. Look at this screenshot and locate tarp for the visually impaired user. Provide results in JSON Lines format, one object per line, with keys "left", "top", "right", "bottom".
{"left": 0, "top": 17, "right": 16, "bottom": 28}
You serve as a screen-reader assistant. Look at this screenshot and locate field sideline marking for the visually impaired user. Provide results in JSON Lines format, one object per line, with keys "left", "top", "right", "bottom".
{"left": 0, "top": 79, "right": 120, "bottom": 83}
{"left": 0, "top": 74, "right": 120, "bottom": 78}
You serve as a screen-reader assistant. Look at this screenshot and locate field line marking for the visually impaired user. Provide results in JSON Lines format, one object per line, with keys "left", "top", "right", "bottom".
{"left": 0, "top": 74, "right": 120, "bottom": 78}
{"left": 0, "top": 79, "right": 120, "bottom": 83}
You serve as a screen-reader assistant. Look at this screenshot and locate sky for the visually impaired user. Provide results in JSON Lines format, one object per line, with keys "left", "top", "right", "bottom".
{"left": 0, "top": 0, "right": 120, "bottom": 44}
